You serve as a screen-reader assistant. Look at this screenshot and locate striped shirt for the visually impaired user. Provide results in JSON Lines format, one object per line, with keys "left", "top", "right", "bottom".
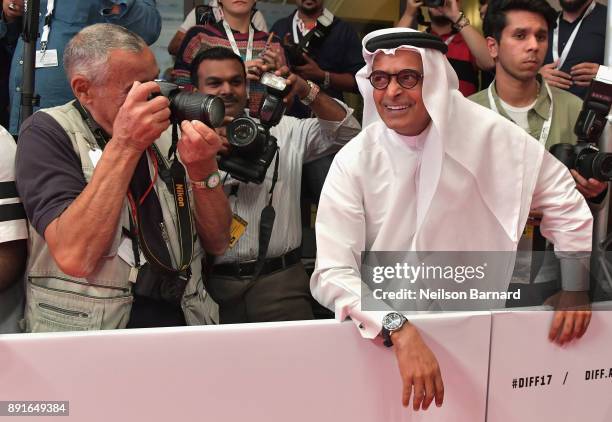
{"left": 0, "top": 126, "right": 27, "bottom": 334}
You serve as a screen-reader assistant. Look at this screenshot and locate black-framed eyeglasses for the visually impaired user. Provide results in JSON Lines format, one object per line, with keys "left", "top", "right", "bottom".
{"left": 368, "top": 69, "right": 423, "bottom": 90}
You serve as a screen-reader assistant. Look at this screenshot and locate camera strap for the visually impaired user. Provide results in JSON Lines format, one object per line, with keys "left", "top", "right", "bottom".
{"left": 292, "top": 9, "right": 334, "bottom": 46}
{"left": 72, "top": 101, "right": 194, "bottom": 278}
{"left": 252, "top": 148, "right": 280, "bottom": 280}
{"left": 141, "top": 122, "right": 194, "bottom": 275}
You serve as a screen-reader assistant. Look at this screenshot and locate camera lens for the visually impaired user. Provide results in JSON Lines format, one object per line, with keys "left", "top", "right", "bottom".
{"left": 171, "top": 92, "right": 225, "bottom": 127}
{"left": 227, "top": 117, "right": 259, "bottom": 148}
{"left": 593, "top": 153, "right": 612, "bottom": 181}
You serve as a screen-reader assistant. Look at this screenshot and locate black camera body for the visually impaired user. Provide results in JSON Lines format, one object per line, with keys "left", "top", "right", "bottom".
{"left": 424, "top": 0, "right": 445, "bottom": 7}
{"left": 153, "top": 80, "right": 225, "bottom": 128}
{"left": 219, "top": 72, "right": 291, "bottom": 184}
{"left": 550, "top": 74, "right": 612, "bottom": 181}
{"left": 283, "top": 9, "right": 334, "bottom": 66}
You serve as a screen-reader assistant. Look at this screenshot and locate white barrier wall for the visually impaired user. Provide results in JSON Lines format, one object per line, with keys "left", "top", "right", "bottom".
{"left": 487, "top": 308, "right": 612, "bottom": 422}
{"left": 0, "top": 313, "right": 491, "bottom": 422}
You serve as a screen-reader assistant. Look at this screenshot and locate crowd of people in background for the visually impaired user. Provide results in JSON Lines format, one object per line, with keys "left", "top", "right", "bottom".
{"left": 0, "top": 0, "right": 608, "bottom": 344}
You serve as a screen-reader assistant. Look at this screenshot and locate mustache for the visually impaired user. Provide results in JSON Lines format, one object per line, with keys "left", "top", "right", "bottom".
{"left": 220, "top": 94, "right": 239, "bottom": 103}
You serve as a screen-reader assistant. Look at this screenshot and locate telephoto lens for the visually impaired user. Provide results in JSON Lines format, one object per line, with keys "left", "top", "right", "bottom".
{"left": 153, "top": 80, "right": 225, "bottom": 128}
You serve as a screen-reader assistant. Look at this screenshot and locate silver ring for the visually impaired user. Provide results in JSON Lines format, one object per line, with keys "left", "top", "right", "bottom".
{"left": 8, "top": 2, "right": 16, "bottom": 10}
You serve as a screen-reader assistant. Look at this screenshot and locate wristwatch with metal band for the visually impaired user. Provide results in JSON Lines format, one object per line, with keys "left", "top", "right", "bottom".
{"left": 300, "top": 80, "right": 321, "bottom": 106}
{"left": 191, "top": 170, "right": 221, "bottom": 189}
{"left": 452, "top": 12, "right": 470, "bottom": 32}
{"left": 381, "top": 312, "right": 408, "bottom": 347}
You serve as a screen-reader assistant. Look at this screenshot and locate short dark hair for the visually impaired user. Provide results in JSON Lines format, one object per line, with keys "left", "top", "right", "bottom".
{"left": 190, "top": 47, "right": 246, "bottom": 87}
{"left": 483, "top": 0, "right": 557, "bottom": 41}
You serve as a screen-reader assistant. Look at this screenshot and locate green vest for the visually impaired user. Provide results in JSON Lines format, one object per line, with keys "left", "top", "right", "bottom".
{"left": 24, "top": 102, "right": 218, "bottom": 332}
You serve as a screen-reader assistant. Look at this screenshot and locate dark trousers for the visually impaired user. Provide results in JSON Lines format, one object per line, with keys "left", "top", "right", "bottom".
{"left": 205, "top": 262, "right": 315, "bottom": 324}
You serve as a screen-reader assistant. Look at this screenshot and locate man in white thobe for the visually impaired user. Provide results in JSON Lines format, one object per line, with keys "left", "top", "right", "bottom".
{"left": 311, "top": 27, "right": 594, "bottom": 411}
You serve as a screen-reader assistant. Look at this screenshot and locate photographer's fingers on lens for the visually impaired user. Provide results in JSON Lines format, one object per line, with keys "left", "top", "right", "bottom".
{"left": 191, "top": 120, "right": 221, "bottom": 147}
{"left": 126, "top": 80, "right": 159, "bottom": 105}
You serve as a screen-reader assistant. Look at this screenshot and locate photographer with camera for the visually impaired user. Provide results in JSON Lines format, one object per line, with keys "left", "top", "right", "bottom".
{"left": 270, "top": 0, "right": 364, "bottom": 119}
{"left": 470, "top": 0, "right": 607, "bottom": 209}
{"left": 171, "top": 0, "right": 285, "bottom": 119}
{"left": 14, "top": 24, "right": 232, "bottom": 332}
{"left": 397, "top": 0, "right": 495, "bottom": 96}
{"left": 191, "top": 47, "right": 360, "bottom": 323}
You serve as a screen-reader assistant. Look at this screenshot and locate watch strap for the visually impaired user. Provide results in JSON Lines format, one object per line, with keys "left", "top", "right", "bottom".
{"left": 191, "top": 170, "right": 221, "bottom": 189}
{"left": 452, "top": 12, "right": 470, "bottom": 32}
{"left": 300, "top": 80, "right": 320, "bottom": 106}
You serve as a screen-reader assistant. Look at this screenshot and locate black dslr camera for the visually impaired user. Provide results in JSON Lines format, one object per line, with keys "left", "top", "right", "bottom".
{"left": 219, "top": 72, "right": 291, "bottom": 184}
{"left": 424, "top": 0, "right": 445, "bottom": 7}
{"left": 283, "top": 9, "right": 334, "bottom": 66}
{"left": 153, "top": 80, "right": 225, "bottom": 127}
{"left": 550, "top": 73, "right": 612, "bottom": 181}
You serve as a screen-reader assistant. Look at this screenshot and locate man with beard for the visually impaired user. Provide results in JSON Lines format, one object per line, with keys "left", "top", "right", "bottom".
{"left": 540, "top": 0, "right": 606, "bottom": 98}
{"left": 270, "top": 0, "right": 364, "bottom": 118}
{"left": 191, "top": 47, "right": 360, "bottom": 323}
{"left": 397, "top": 0, "right": 495, "bottom": 96}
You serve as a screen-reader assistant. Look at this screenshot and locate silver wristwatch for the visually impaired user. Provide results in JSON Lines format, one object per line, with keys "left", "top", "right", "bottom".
{"left": 381, "top": 312, "right": 408, "bottom": 347}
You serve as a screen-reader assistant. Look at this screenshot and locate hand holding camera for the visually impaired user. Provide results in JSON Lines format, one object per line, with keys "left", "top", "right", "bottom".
{"left": 178, "top": 120, "right": 223, "bottom": 182}
{"left": 432, "top": 0, "right": 461, "bottom": 22}
{"left": 220, "top": 72, "right": 291, "bottom": 184}
{"left": 293, "top": 54, "right": 325, "bottom": 84}
{"left": 273, "top": 65, "right": 310, "bottom": 104}
{"left": 404, "top": 0, "right": 424, "bottom": 17}
{"left": 113, "top": 81, "right": 171, "bottom": 154}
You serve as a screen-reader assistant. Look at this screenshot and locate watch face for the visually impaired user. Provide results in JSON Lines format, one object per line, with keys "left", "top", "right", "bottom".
{"left": 206, "top": 173, "right": 221, "bottom": 188}
{"left": 383, "top": 313, "right": 404, "bottom": 331}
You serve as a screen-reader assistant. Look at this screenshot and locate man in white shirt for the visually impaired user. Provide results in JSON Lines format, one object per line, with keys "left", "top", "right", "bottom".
{"left": 311, "top": 28, "right": 593, "bottom": 411}
{"left": 0, "top": 126, "right": 27, "bottom": 333}
{"left": 192, "top": 47, "right": 360, "bottom": 323}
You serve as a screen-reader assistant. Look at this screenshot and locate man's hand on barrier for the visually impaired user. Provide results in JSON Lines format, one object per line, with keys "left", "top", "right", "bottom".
{"left": 546, "top": 291, "right": 592, "bottom": 345}
{"left": 178, "top": 120, "right": 222, "bottom": 181}
{"left": 112, "top": 81, "right": 170, "bottom": 154}
{"left": 391, "top": 323, "right": 444, "bottom": 411}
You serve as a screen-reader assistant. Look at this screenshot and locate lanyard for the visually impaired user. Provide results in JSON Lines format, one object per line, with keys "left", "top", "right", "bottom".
{"left": 222, "top": 19, "right": 254, "bottom": 62}
{"left": 444, "top": 34, "right": 456, "bottom": 46}
{"left": 40, "top": 0, "right": 55, "bottom": 52}
{"left": 292, "top": 12, "right": 309, "bottom": 44}
{"left": 552, "top": 0, "right": 596, "bottom": 69}
{"left": 488, "top": 80, "right": 554, "bottom": 146}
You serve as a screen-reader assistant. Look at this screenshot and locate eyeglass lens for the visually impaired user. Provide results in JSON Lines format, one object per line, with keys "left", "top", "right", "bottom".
{"left": 369, "top": 69, "right": 421, "bottom": 90}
